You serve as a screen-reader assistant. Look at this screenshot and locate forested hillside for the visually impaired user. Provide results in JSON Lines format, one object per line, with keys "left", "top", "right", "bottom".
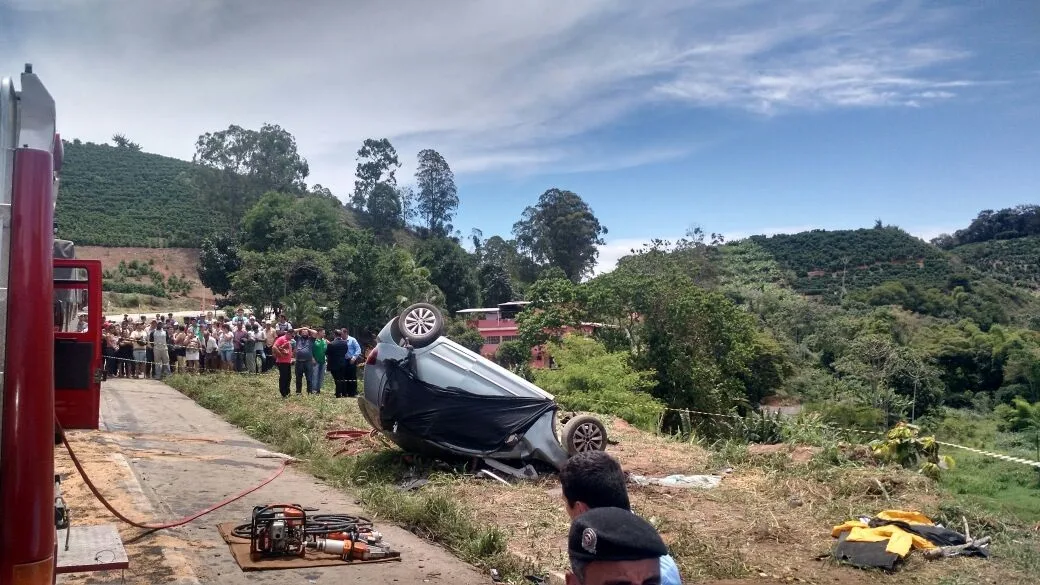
{"left": 951, "top": 236, "right": 1040, "bottom": 290}
{"left": 56, "top": 140, "right": 212, "bottom": 247}
{"left": 748, "top": 226, "right": 949, "bottom": 297}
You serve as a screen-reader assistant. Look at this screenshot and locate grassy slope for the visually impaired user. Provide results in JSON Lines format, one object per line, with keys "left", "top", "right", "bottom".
{"left": 166, "top": 372, "right": 1039, "bottom": 585}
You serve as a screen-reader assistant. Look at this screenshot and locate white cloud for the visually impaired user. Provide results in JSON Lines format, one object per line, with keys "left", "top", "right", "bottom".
{"left": 0, "top": 0, "right": 985, "bottom": 195}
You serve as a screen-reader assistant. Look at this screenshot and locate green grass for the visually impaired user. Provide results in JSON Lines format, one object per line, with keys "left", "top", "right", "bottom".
{"left": 942, "top": 451, "right": 1040, "bottom": 522}
{"left": 930, "top": 410, "right": 1040, "bottom": 578}
{"left": 165, "top": 372, "right": 536, "bottom": 583}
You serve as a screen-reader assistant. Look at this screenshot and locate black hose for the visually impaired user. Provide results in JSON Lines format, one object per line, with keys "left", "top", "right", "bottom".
{"left": 230, "top": 512, "right": 374, "bottom": 540}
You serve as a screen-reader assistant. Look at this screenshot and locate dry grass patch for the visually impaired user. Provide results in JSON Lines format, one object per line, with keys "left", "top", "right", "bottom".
{"left": 166, "top": 379, "right": 1040, "bottom": 585}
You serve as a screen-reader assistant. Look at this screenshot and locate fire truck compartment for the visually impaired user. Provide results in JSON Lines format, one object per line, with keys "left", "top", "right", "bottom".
{"left": 56, "top": 524, "right": 129, "bottom": 574}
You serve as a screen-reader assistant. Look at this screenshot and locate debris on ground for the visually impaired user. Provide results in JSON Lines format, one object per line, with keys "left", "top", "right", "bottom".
{"left": 747, "top": 443, "right": 822, "bottom": 464}
{"left": 832, "top": 509, "right": 990, "bottom": 571}
{"left": 326, "top": 429, "right": 381, "bottom": 457}
{"left": 478, "top": 469, "right": 513, "bottom": 487}
{"left": 255, "top": 448, "right": 297, "bottom": 461}
{"left": 396, "top": 478, "right": 429, "bottom": 492}
{"left": 628, "top": 474, "right": 723, "bottom": 489}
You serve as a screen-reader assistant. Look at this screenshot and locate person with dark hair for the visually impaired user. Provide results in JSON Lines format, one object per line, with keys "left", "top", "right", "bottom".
{"left": 325, "top": 329, "right": 347, "bottom": 397}
{"left": 560, "top": 451, "right": 682, "bottom": 584}
{"left": 312, "top": 327, "right": 328, "bottom": 392}
{"left": 566, "top": 507, "right": 668, "bottom": 585}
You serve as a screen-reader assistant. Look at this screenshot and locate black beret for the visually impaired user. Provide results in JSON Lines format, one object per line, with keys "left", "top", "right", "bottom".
{"left": 568, "top": 507, "right": 668, "bottom": 562}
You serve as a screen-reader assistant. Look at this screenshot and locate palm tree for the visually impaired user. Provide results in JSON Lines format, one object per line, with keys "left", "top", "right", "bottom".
{"left": 1009, "top": 398, "right": 1040, "bottom": 462}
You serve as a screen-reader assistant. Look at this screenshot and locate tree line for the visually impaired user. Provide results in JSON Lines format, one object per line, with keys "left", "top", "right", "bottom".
{"left": 504, "top": 232, "right": 1040, "bottom": 434}
{"left": 192, "top": 124, "right": 608, "bottom": 337}
{"left": 932, "top": 205, "right": 1040, "bottom": 249}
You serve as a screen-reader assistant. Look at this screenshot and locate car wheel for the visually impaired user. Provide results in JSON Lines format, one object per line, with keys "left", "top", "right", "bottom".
{"left": 397, "top": 302, "right": 444, "bottom": 348}
{"left": 563, "top": 415, "right": 607, "bottom": 456}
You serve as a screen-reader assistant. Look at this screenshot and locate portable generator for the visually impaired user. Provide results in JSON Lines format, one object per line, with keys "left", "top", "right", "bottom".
{"left": 249, "top": 504, "right": 307, "bottom": 557}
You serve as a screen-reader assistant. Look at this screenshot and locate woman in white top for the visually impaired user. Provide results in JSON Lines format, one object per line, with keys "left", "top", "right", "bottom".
{"left": 185, "top": 336, "right": 201, "bottom": 373}
{"left": 203, "top": 330, "right": 220, "bottom": 372}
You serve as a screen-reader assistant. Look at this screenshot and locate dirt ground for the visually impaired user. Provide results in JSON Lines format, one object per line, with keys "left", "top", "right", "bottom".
{"left": 69, "top": 378, "right": 488, "bottom": 585}
{"left": 56, "top": 432, "right": 204, "bottom": 584}
{"left": 449, "top": 417, "right": 1032, "bottom": 585}
{"left": 76, "top": 246, "right": 214, "bottom": 310}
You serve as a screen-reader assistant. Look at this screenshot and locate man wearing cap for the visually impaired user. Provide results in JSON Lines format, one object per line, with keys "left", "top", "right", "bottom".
{"left": 567, "top": 507, "right": 668, "bottom": 585}
{"left": 560, "top": 451, "right": 682, "bottom": 584}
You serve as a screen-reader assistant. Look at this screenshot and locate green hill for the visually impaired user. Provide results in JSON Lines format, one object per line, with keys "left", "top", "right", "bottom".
{"left": 56, "top": 141, "right": 214, "bottom": 247}
{"left": 950, "top": 236, "right": 1040, "bottom": 291}
{"left": 54, "top": 140, "right": 405, "bottom": 249}
{"left": 730, "top": 225, "right": 1038, "bottom": 328}
{"left": 746, "top": 226, "right": 951, "bottom": 299}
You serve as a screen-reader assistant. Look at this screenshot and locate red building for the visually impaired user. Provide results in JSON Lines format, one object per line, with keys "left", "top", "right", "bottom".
{"left": 456, "top": 301, "right": 598, "bottom": 368}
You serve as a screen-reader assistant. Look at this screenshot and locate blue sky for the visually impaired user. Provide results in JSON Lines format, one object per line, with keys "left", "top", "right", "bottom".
{"left": 2, "top": 0, "right": 1037, "bottom": 272}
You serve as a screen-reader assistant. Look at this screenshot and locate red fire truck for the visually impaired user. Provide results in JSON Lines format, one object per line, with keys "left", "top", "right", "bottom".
{"left": 1, "top": 65, "right": 104, "bottom": 583}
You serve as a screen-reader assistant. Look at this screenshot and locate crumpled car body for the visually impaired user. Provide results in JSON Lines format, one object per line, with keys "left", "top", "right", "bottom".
{"left": 358, "top": 311, "right": 577, "bottom": 470}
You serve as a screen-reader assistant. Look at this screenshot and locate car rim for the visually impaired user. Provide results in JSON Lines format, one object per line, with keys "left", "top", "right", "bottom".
{"left": 403, "top": 307, "right": 437, "bottom": 337}
{"left": 572, "top": 422, "right": 603, "bottom": 452}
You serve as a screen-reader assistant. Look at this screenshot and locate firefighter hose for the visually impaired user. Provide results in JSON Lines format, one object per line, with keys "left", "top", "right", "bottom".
{"left": 230, "top": 512, "right": 374, "bottom": 539}
{"left": 56, "top": 416, "right": 290, "bottom": 531}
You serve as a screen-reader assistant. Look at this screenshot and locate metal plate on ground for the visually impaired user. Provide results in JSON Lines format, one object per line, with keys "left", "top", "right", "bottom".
{"left": 56, "top": 524, "right": 129, "bottom": 573}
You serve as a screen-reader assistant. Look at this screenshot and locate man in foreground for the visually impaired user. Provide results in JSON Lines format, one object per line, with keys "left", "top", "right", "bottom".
{"left": 560, "top": 451, "right": 682, "bottom": 584}
{"left": 567, "top": 506, "right": 668, "bottom": 585}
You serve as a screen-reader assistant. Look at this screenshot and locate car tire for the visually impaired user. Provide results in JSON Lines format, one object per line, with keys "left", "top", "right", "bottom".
{"left": 397, "top": 302, "right": 444, "bottom": 348}
{"left": 563, "top": 415, "right": 607, "bottom": 456}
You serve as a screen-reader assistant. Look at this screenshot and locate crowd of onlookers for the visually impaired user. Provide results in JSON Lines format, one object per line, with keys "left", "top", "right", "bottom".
{"left": 99, "top": 308, "right": 364, "bottom": 398}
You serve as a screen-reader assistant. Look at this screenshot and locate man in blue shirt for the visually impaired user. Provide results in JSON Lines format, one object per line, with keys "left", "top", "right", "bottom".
{"left": 342, "top": 326, "right": 362, "bottom": 397}
{"left": 559, "top": 451, "right": 683, "bottom": 585}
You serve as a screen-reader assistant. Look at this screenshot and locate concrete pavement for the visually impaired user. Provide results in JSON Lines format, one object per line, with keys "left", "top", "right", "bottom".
{"left": 90, "top": 378, "right": 486, "bottom": 584}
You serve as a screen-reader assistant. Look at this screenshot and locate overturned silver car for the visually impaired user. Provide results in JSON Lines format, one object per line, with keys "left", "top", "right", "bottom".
{"left": 358, "top": 303, "right": 607, "bottom": 472}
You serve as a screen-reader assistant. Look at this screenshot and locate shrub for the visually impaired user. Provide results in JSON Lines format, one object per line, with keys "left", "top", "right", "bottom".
{"left": 737, "top": 410, "right": 784, "bottom": 444}
{"left": 809, "top": 401, "right": 885, "bottom": 431}
{"left": 869, "top": 422, "right": 954, "bottom": 480}
{"left": 531, "top": 334, "right": 664, "bottom": 431}
{"left": 496, "top": 341, "right": 529, "bottom": 369}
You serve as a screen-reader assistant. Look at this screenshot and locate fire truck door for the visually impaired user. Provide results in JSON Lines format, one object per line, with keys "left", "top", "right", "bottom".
{"left": 53, "top": 259, "right": 102, "bottom": 429}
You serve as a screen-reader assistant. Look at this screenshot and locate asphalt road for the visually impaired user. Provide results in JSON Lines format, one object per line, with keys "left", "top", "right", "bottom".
{"left": 96, "top": 378, "right": 486, "bottom": 584}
